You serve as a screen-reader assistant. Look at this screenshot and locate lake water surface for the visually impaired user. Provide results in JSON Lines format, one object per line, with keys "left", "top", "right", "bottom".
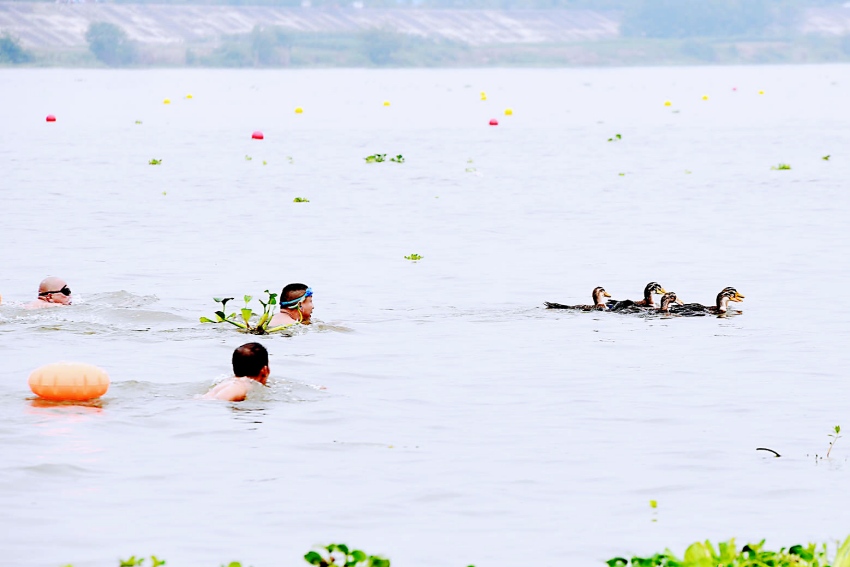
{"left": 1, "top": 66, "right": 849, "bottom": 566}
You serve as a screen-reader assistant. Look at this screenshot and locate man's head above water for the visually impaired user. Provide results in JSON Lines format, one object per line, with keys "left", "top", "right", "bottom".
{"left": 37, "top": 276, "right": 72, "bottom": 305}
{"left": 232, "top": 342, "right": 270, "bottom": 385}
{"left": 279, "top": 283, "right": 313, "bottom": 323}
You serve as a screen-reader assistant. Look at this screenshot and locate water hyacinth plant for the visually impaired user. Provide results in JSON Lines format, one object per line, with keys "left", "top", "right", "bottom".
{"left": 200, "top": 291, "right": 291, "bottom": 334}
{"left": 608, "top": 133, "right": 622, "bottom": 142}
{"left": 827, "top": 425, "right": 842, "bottom": 457}
{"left": 119, "top": 556, "right": 166, "bottom": 567}
{"left": 404, "top": 253, "right": 423, "bottom": 261}
{"left": 365, "top": 153, "right": 386, "bottom": 163}
{"left": 771, "top": 163, "right": 792, "bottom": 170}
{"left": 304, "top": 543, "right": 390, "bottom": 567}
{"left": 607, "top": 536, "right": 850, "bottom": 567}
{"left": 293, "top": 197, "right": 310, "bottom": 203}
{"left": 148, "top": 158, "right": 161, "bottom": 165}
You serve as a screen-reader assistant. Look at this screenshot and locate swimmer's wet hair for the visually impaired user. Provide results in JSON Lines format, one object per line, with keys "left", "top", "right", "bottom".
{"left": 232, "top": 342, "right": 269, "bottom": 378}
{"left": 281, "top": 283, "right": 308, "bottom": 304}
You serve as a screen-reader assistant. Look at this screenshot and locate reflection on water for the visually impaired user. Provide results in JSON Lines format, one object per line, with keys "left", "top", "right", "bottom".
{"left": 0, "top": 66, "right": 849, "bottom": 567}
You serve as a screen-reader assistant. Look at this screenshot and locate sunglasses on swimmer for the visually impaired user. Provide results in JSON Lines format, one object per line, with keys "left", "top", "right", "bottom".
{"left": 38, "top": 285, "right": 71, "bottom": 297}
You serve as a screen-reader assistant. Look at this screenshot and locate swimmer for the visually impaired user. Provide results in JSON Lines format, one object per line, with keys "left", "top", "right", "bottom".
{"left": 268, "top": 283, "right": 313, "bottom": 327}
{"left": 24, "top": 276, "right": 73, "bottom": 309}
{"left": 202, "top": 342, "right": 270, "bottom": 402}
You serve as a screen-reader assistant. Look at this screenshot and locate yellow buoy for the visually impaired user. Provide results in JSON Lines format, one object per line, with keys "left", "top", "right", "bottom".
{"left": 186, "top": 94, "right": 193, "bottom": 99}
{"left": 28, "top": 363, "right": 110, "bottom": 402}
{"left": 163, "top": 98, "right": 171, "bottom": 104}
{"left": 702, "top": 95, "right": 709, "bottom": 101}
{"left": 480, "top": 91, "right": 487, "bottom": 101}
{"left": 504, "top": 108, "right": 513, "bottom": 116}
{"left": 664, "top": 100, "right": 672, "bottom": 107}
{"left": 383, "top": 101, "right": 391, "bottom": 107}
{"left": 295, "top": 107, "right": 303, "bottom": 114}
{"left": 758, "top": 90, "right": 765, "bottom": 95}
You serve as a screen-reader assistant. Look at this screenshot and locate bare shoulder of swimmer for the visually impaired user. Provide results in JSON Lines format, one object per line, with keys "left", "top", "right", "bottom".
{"left": 202, "top": 379, "right": 251, "bottom": 402}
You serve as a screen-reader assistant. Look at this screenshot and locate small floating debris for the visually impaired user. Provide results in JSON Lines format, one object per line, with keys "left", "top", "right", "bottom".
{"left": 607, "top": 133, "right": 622, "bottom": 142}
{"left": 404, "top": 253, "right": 423, "bottom": 261}
{"left": 770, "top": 163, "right": 791, "bottom": 170}
{"left": 293, "top": 197, "right": 310, "bottom": 203}
{"left": 149, "top": 158, "right": 162, "bottom": 165}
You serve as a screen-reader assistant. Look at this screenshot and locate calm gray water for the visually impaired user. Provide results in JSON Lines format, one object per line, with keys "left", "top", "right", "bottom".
{"left": 1, "top": 66, "right": 849, "bottom": 566}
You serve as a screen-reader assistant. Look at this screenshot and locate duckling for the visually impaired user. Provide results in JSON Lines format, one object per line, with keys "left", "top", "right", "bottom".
{"left": 670, "top": 288, "right": 744, "bottom": 316}
{"left": 545, "top": 286, "right": 611, "bottom": 311}
{"left": 657, "top": 291, "right": 685, "bottom": 313}
{"left": 608, "top": 282, "right": 668, "bottom": 311}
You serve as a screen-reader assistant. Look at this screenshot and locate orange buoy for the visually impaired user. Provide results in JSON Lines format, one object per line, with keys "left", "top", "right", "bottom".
{"left": 28, "top": 363, "right": 110, "bottom": 402}
{"left": 46, "top": 115, "right": 56, "bottom": 122}
{"left": 252, "top": 131, "right": 264, "bottom": 140}
{"left": 489, "top": 118, "right": 499, "bottom": 126}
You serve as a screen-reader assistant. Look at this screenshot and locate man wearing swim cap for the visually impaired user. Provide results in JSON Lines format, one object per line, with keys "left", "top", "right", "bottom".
{"left": 25, "top": 276, "right": 73, "bottom": 309}
{"left": 203, "top": 342, "right": 270, "bottom": 402}
{"left": 268, "top": 283, "right": 313, "bottom": 327}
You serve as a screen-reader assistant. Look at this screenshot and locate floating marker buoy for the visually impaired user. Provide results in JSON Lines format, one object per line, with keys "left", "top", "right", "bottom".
{"left": 489, "top": 118, "right": 498, "bottom": 126}
{"left": 252, "top": 131, "right": 264, "bottom": 140}
{"left": 295, "top": 107, "right": 303, "bottom": 114}
{"left": 664, "top": 100, "right": 672, "bottom": 107}
{"left": 480, "top": 91, "right": 487, "bottom": 101}
{"left": 28, "top": 362, "right": 110, "bottom": 402}
{"left": 702, "top": 95, "right": 709, "bottom": 101}
{"left": 383, "top": 101, "right": 390, "bottom": 107}
{"left": 758, "top": 90, "right": 765, "bottom": 95}
{"left": 732, "top": 87, "right": 738, "bottom": 91}
{"left": 185, "top": 94, "right": 193, "bottom": 99}
{"left": 163, "top": 99, "right": 171, "bottom": 104}
{"left": 504, "top": 108, "right": 513, "bottom": 115}
{"left": 45, "top": 115, "right": 56, "bottom": 122}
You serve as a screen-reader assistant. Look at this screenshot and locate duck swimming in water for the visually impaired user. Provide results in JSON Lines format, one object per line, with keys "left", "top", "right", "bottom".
{"left": 669, "top": 288, "right": 744, "bottom": 316}
{"left": 545, "top": 287, "right": 612, "bottom": 311}
{"left": 608, "top": 282, "right": 668, "bottom": 311}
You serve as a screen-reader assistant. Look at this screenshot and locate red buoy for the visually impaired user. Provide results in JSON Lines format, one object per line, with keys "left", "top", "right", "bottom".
{"left": 489, "top": 119, "right": 498, "bottom": 126}
{"left": 251, "top": 131, "right": 264, "bottom": 140}
{"left": 46, "top": 115, "right": 56, "bottom": 122}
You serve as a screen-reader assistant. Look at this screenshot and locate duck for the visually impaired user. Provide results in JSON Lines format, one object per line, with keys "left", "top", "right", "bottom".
{"left": 669, "top": 287, "right": 744, "bottom": 316}
{"left": 607, "top": 282, "right": 668, "bottom": 311}
{"left": 545, "top": 286, "right": 611, "bottom": 311}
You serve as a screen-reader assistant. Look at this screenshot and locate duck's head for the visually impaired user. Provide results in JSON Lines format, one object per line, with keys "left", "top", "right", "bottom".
{"left": 721, "top": 287, "right": 745, "bottom": 302}
{"left": 592, "top": 286, "right": 612, "bottom": 307}
{"left": 643, "top": 282, "right": 667, "bottom": 301}
{"left": 715, "top": 289, "right": 741, "bottom": 312}
{"left": 659, "top": 291, "right": 684, "bottom": 312}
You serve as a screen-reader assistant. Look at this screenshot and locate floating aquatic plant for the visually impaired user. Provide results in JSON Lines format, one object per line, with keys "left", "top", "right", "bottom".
{"left": 135, "top": 120, "right": 143, "bottom": 125}
{"left": 365, "top": 154, "right": 386, "bottom": 163}
{"left": 293, "top": 197, "right": 310, "bottom": 203}
{"left": 148, "top": 159, "right": 161, "bottom": 165}
{"left": 263, "top": 160, "right": 267, "bottom": 165}
{"left": 771, "top": 163, "right": 792, "bottom": 170}
{"left": 119, "top": 557, "right": 165, "bottom": 567}
{"left": 390, "top": 154, "right": 405, "bottom": 163}
{"left": 608, "top": 536, "right": 850, "bottom": 567}
{"left": 823, "top": 155, "right": 831, "bottom": 161}
{"left": 304, "top": 543, "right": 390, "bottom": 567}
{"left": 287, "top": 156, "right": 294, "bottom": 164}
{"left": 607, "top": 133, "right": 622, "bottom": 142}
{"left": 200, "top": 291, "right": 291, "bottom": 334}
{"left": 404, "top": 253, "right": 423, "bottom": 261}
{"left": 827, "top": 425, "right": 842, "bottom": 457}
{"left": 244, "top": 155, "right": 252, "bottom": 161}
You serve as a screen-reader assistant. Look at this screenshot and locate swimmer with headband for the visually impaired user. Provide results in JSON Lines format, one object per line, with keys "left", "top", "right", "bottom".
{"left": 268, "top": 283, "right": 314, "bottom": 327}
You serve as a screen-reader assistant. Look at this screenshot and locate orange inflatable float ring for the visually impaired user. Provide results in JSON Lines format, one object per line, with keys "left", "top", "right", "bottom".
{"left": 28, "top": 363, "right": 110, "bottom": 401}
